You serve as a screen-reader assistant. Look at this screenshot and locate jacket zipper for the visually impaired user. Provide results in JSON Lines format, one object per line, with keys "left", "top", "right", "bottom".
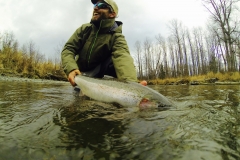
{"left": 87, "top": 20, "right": 102, "bottom": 67}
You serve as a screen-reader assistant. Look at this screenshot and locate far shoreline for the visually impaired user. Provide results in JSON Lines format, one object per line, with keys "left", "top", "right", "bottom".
{"left": 1, "top": 75, "right": 239, "bottom": 85}
{"left": 0, "top": 75, "right": 69, "bottom": 84}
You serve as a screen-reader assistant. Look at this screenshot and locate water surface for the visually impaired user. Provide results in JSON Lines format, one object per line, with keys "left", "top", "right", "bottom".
{"left": 0, "top": 78, "right": 239, "bottom": 160}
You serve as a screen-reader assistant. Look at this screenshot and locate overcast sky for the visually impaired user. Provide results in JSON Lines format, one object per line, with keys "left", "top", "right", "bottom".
{"left": 0, "top": 0, "right": 210, "bottom": 59}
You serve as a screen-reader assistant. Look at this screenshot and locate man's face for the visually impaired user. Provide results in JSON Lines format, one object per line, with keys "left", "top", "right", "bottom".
{"left": 91, "top": 1, "right": 114, "bottom": 21}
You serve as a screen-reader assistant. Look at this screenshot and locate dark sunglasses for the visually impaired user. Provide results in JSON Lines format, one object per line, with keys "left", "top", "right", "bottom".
{"left": 93, "top": 2, "right": 112, "bottom": 11}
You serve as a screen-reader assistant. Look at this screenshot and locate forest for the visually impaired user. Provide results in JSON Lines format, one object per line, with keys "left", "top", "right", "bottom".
{"left": 0, "top": 0, "right": 239, "bottom": 83}
{"left": 134, "top": 0, "right": 240, "bottom": 81}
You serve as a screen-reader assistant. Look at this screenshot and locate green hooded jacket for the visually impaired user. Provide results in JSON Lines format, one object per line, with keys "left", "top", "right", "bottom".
{"left": 61, "top": 19, "right": 137, "bottom": 82}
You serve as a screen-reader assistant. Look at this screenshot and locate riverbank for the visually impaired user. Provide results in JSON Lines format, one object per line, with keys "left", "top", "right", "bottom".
{"left": 1, "top": 70, "right": 240, "bottom": 85}
{"left": 1, "top": 74, "right": 240, "bottom": 86}
{"left": 0, "top": 75, "right": 69, "bottom": 84}
{"left": 147, "top": 78, "right": 240, "bottom": 85}
{"left": 147, "top": 72, "right": 240, "bottom": 85}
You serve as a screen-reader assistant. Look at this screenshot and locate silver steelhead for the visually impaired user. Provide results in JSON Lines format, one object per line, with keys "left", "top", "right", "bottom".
{"left": 74, "top": 75, "right": 174, "bottom": 109}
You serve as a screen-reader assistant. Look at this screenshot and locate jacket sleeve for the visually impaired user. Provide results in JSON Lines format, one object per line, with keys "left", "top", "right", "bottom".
{"left": 61, "top": 24, "right": 89, "bottom": 76}
{"left": 111, "top": 33, "right": 138, "bottom": 82}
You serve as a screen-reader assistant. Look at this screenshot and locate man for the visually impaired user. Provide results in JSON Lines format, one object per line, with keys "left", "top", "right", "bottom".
{"left": 61, "top": 0, "right": 147, "bottom": 86}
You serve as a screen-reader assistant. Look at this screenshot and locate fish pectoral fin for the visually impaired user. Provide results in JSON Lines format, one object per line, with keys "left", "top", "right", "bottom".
{"left": 79, "top": 90, "right": 85, "bottom": 97}
{"left": 139, "top": 98, "right": 151, "bottom": 109}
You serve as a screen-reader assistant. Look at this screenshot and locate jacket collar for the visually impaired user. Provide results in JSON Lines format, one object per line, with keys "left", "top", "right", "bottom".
{"left": 91, "top": 19, "right": 122, "bottom": 33}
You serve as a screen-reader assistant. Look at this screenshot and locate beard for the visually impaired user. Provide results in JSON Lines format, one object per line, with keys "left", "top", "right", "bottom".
{"left": 91, "top": 12, "right": 109, "bottom": 28}
{"left": 91, "top": 12, "right": 109, "bottom": 23}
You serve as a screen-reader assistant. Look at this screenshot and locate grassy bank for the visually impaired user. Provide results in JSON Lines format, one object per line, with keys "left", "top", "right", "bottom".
{"left": 0, "top": 68, "right": 67, "bottom": 81}
{"left": 147, "top": 72, "right": 240, "bottom": 85}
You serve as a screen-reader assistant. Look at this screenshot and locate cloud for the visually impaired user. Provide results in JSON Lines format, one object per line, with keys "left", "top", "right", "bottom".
{"left": 0, "top": 0, "right": 209, "bottom": 59}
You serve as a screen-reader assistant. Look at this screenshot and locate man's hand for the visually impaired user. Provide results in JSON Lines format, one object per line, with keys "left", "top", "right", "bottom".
{"left": 68, "top": 69, "right": 81, "bottom": 86}
{"left": 140, "top": 80, "right": 147, "bottom": 86}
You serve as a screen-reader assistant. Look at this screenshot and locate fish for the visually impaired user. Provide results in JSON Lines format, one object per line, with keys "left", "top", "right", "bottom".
{"left": 74, "top": 75, "right": 174, "bottom": 110}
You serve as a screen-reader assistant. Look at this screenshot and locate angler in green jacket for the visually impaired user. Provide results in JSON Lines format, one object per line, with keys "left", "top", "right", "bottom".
{"left": 61, "top": 0, "right": 141, "bottom": 86}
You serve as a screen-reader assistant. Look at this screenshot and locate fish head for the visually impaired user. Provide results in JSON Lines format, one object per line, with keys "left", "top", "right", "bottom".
{"left": 138, "top": 93, "right": 173, "bottom": 110}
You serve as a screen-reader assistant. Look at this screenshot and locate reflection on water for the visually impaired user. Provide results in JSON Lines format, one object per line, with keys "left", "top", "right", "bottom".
{"left": 0, "top": 79, "right": 239, "bottom": 160}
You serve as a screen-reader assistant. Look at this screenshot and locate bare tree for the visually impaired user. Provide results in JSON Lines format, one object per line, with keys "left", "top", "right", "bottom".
{"left": 186, "top": 29, "right": 197, "bottom": 76}
{"left": 167, "top": 37, "right": 177, "bottom": 77}
{"left": 26, "top": 40, "right": 36, "bottom": 74}
{"left": 202, "top": 0, "right": 240, "bottom": 71}
{"left": 25, "top": 40, "right": 45, "bottom": 76}
{"left": 204, "top": 28, "right": 219, "bottom": 72}
{"left": 168, "top": 19, "right": 185, "bottom": 77}
{"left": 134, "top": 41, "right": 143, "bottom": 79}
{"left": 54, "top": 40, "right": 65, "bottom": 70}
{"left": 152, "top": 40, "right": 162, "bottom": 79}
{"left": 192, "top": 27, "right": 208, "bottom": 75}
{"left": 181, "top": 26, "right": 190, "bottom": 76}
{"left": 143, "top": 38, "right": 151, "bottom": 79}
{"left": 155, "top": 34, "right": 167, "bottom": 78}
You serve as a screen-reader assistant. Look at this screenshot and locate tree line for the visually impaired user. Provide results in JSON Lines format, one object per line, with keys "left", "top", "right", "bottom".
{"left": 134, "top": 0, "right": 240, "bottom": 80}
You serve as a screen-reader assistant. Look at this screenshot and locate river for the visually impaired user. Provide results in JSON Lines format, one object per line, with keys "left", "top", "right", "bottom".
{"left": 0, "top": 77, "right": 239, "bottom": 160}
